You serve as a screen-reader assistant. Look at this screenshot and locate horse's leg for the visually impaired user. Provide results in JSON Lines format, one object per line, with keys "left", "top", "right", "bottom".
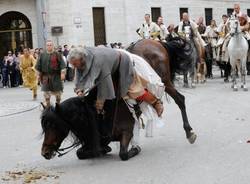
{"left": 183, "top": 73, "right": 189, "bottom": 88}
{"left": 231, "top": 61, "right": 238, "bottom": 91}
{"left": 224, "top": 62, "right": 230, "bottom": 82}
{"left": 165, "top": 83, "right": 197, "bottom": 144}
{"left": 196, "top": 63, "right": 201, "bottom": 84}
{"left": 241, "top": 57, "right": 248, "bottom": 91}
{"left": 119, "top": 132, "right": 133, "bottom": 161}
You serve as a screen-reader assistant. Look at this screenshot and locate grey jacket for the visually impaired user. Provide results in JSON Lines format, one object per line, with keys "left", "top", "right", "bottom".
{"left": 75, "top": 47, "right": 134, "bottom": 100}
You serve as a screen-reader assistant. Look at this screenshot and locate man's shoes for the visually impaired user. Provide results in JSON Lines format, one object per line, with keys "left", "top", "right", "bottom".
{"left": 102, "top": 145, "right": 112, "bottom": 154}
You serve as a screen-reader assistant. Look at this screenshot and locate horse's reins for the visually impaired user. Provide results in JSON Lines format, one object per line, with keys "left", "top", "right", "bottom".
{"left": 56, "top": 143, "right": 81, "bottom": 157}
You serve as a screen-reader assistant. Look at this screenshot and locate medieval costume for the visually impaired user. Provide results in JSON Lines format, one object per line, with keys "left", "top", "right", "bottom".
{"left": 35, "top": 50, "right": 66, "bottom": 106}
{"left": 20, "top": 54, "right": 38, "bottom": 99}
{"left": 157, "top": 23, "right": 169, "bottom": 42}
{"left": 118, "top": 49, "right": 165, "bottom": 144}
{"left": 216, "top": 19, "right": 230, "bottom": 62}
{"left": 138, "top": 21, "right": 161, "bottom": 40}
{"left": 69, "top": 46, "right": 165, "bottom": 147}
{"left": 178, "top": 19, "right": 206, "bottom": 63}
{"left": 203, "top": 24, "right": 218, "bottom": 60}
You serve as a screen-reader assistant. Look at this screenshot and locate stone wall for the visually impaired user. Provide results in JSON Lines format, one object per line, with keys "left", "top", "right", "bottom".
{"left": 1, "top": 0, "right": 250, "bottom": 48}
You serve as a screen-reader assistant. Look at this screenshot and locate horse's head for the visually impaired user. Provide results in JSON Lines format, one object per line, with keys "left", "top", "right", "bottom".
{"left": 229, "top": 15, "right": 241, "bottom": 36}
{"left": 40, "top": 104, "right": 70, "bottom": 160}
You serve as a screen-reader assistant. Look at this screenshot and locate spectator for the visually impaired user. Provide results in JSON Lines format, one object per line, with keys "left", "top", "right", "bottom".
{"left": 6, "top": 51, "right": 17, "bottom": 87}
{"left": 63, "top": 44, "right": 69, "bottom": 57}
{"left": 1, "top": 56, "right": 9, "bottom": 88}
{"left": 15, "top": 52, "right": 23, "bottom": 86}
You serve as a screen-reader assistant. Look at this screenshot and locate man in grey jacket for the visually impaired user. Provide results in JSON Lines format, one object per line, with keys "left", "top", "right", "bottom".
{"left": 67, "top": 46, "right": 163, "bottom": 116}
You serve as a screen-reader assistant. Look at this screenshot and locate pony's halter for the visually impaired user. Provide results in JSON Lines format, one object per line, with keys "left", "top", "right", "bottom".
{"left": 56, "top": 141, "right": 81, "bottom": 157}
{"left": 230, "top": 17, "right": 240, "bottom": 36}
{"left": 43, "top": 141, "right": 81, "bottom": 157}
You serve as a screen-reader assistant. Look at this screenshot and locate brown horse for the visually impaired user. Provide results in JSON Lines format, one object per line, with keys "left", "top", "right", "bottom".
{"left": 127, "top": 38, "right": 197, "bottom": 143}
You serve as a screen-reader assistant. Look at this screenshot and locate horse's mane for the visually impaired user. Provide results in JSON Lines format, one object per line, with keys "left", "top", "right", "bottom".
{"left": 161, "top": 37, "right": 193, "bottom": 76}
{"left": 41, "top": 105, "right": 78, "bottom": 144}
{"left": 41, "top": 97, "right": 99, "bottom": 148}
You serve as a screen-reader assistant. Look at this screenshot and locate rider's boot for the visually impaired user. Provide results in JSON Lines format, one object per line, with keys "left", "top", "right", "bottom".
{"left": 136, "top": 90, "right": 163, "bottom": 117}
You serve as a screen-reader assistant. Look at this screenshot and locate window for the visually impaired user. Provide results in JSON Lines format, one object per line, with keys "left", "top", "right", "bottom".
{"left": 151, "top": 7, "right": 161, "bottom": 22}
{"left": 205, "top": 8, "right": 213, "bottom": 26}
{"left": 227, "top": 8, "right": 234, "bottom": 16}
{"left": 247, "top": 9, "right": 250, "bottom": 17}
{"left": 92, "top": 7, "right": 106, "bottom": 46}
{"left": 0, "top": 11, "right": 33, "bottom": 59}
{"left": 179, "top": 8, "right": 188, "bottom": 20}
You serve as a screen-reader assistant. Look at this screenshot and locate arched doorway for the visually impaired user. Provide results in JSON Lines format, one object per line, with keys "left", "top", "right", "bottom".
{"left": 0, "top": 11, "right": 33, "bottom": 59}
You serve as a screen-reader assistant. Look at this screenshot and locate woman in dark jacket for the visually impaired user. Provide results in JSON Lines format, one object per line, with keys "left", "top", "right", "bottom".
{"left": 1, "top": 56, "right": 9, "bottom": 88}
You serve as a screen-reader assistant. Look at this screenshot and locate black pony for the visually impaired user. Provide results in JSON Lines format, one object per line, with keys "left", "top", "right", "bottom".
{"left": 40, "top": 90, "right": 140, "bottom": 161}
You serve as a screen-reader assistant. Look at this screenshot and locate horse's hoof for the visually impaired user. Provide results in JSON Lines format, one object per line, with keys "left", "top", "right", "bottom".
{"left": 243, "top": 87, "right": 248, "bottom": 91}
{"left": 183, "top": 84, "right": 189, "bottom": 88}
{"left": 191, "top": 84, "right": 196, "bottom": 88}
{"left": 119, "top": 153, "right": 129, "bottom": 161}
{"left": 224, "top": 79, "right": 229, "bottom": 83}
{"left": 187, "top": 132, "right": 197, "bottom": 144}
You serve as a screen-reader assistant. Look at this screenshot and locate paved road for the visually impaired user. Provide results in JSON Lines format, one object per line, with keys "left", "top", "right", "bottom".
{"left": 0, "top": 72, "right": 250, "bottom": 184}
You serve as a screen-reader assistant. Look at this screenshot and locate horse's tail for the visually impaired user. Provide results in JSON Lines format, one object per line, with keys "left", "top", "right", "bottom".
{"left": 161, "top": 37, "right": 193, "bottom": 80}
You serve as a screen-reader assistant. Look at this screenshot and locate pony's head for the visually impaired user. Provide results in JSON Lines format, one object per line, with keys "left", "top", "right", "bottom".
{"left": 229, "top": 15, "right": 241, "bottom": 36}
{"left": 40, "top": 103, "right": 70, "bottom": 160}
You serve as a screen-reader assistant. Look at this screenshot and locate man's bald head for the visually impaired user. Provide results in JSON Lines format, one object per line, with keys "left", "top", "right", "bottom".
{"left": 234, "top": 4, "right": 240, "bottom": 14}
{"left": 182, "top": 12, "right": 189, "bottom": 22}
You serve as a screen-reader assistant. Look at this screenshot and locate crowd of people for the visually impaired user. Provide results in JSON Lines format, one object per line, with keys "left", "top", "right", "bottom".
{"left": 1, "top": 3, "right": 250, "bottom": 98}
{"left": 136, "top": 3, "right": 250, "bottom": 78}
{"left": 0, "top": 45, "right": 75, "bottom": 89}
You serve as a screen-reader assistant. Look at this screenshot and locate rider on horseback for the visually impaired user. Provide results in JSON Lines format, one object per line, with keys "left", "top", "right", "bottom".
{"left": 221, "top": 4, "right": 250, "bottom": 62}
{"left": 178, "top": 12, "right": 206, "bottom": 62}
{"left": 67, "top": 46, "right": 164, "bottom": 117}
{"left": 137, "top": 14, "right": 161, "bottom": 40}
{"left": 216, "top": 15, "right": 230, "bottom": 63}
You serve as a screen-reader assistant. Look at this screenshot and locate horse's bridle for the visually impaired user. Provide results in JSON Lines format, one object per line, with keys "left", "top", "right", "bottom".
{"left": 231, "top": 18, "right": 240, "bottom": 37}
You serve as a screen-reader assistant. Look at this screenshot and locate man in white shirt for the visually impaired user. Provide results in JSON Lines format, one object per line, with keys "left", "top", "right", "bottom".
{"left": 157, "top": 16, "right": 169, "bottom": 42}
{"left": 138, "top": 14, "right": 161, "bottom": 40}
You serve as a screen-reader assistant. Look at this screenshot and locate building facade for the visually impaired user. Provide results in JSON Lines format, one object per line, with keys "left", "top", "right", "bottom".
{"left": 0, "top": 0, "right": 250, "bottom": 58}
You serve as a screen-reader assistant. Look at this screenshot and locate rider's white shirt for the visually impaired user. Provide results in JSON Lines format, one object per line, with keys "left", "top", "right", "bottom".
{"left": 204, "top": 26, "right": 217, "bottom": 38}
{"left": 117, "top": 49, "right": 166, "bottom": 137}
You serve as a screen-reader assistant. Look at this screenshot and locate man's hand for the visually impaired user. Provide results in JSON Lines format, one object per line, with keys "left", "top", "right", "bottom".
{"left": 61, "top": 73, "right": 66, "bottom": 81}
{"left": 96, "top": 100, "right": 104, "bottom": 114}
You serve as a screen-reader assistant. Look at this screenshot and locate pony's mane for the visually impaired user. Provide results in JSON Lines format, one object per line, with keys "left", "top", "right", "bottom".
{"left": 40, "top": 97, "right": 99, "bottom": 146}
{"left": 40, "top": 105, "right": 79, "bottom": 144}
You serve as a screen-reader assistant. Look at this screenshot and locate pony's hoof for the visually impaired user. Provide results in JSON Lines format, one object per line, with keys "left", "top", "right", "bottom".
{"left": 191, "top": 84, "right": 196, "bottom": 88}
{"left": 119, "top": 153, "right": 129, "bottom": 161}
{"left": 187, "top": 132, "right": 197, "bottom": 144}
{"left": 224, "top": 79, "right": 229, "bottom": 83}
{"left": 183, "top": 84, "right": 189, "bottom": 88}
{"left": 243, "top": 87, "right": 248, "bottom": 91}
